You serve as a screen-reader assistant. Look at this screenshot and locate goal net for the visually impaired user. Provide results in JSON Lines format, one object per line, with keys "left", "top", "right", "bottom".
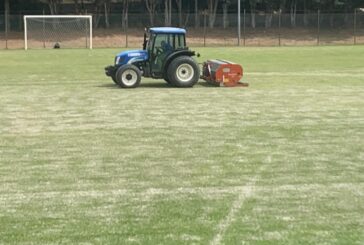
{"left": 24, "top": 15, "right": 92, "bottom": 50}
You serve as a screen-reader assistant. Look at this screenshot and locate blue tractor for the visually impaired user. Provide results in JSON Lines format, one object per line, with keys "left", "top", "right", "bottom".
{"left": 105, "top": 27, "right": 200, "bottom": 88}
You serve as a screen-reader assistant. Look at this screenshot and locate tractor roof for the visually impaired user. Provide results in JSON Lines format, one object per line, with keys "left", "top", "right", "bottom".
{"left": 149, "top": 27, "right": 186, "bottom": 34}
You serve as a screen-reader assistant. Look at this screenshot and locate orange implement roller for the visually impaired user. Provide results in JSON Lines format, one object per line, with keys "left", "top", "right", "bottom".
{"left": 201, "top": 59, "right": 248, "bottom": 87}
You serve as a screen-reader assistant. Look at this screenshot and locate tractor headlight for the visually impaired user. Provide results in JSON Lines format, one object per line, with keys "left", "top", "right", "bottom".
{"left": 115, "top": 56, "right": 121, "bottom": 65}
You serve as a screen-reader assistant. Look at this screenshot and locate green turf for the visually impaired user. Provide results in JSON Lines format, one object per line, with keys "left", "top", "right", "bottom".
{"left": 0, "top": 46, "right": 363, "bottom": 244}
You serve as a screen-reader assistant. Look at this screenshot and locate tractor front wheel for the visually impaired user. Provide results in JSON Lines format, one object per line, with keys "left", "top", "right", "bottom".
{"left": 168, "top": 56, "right": 200, "bottom": 88}
{"left": 115, "top": 64, "right": 141, "bottom": 88}
{"left": 111, "top": 73, "right": 118, "bottom": 84}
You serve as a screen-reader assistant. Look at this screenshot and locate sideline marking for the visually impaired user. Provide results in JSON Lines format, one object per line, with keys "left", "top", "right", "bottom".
{"left": 249, "top": 71, "right": 364, "bottom": 78}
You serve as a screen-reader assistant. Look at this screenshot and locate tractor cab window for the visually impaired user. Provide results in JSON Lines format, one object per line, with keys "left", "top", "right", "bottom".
{"left": 153, "top": 33, "right": 173, "bottom": 57}
{"left": 147, "top": 33, "right": 155, "bottom": 52}
{"left": 148, "top": 32, "right": 186, "bottom": 73}
{"left": 150, "top": 33, "right": 174, "bottom": 72}
{"left": 174, "top": 34, "right": 186, "bottom": 49}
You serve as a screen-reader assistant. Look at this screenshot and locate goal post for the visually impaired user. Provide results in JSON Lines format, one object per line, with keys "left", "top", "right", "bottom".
{"left": 24, "top": 15, "right": 92, "bottom": 50}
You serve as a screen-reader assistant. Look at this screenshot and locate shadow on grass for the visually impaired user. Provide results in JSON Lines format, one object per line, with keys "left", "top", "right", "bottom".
{"left": 97, "top": 81, "right": 217, "bottom": 89}
{"left": 199, "top": 82, "right": 218, "bottom": 87}
{"left": 97, "top": 81, "right": 173, "bottom": 89}
{"left": 97, "top": 83, "right": 120, "bottom": 89}
{"left": 139, "top": 82, "right": 172, "bottom": 88}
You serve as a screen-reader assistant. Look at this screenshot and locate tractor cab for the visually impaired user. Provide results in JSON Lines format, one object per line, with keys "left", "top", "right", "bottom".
{"left": 144, "top": 27, "right": 187, "bottom": 77}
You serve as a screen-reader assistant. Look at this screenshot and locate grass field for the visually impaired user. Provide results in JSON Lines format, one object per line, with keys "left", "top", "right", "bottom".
{"left": 0, "top": 46, "right": 363, "bottom": 244}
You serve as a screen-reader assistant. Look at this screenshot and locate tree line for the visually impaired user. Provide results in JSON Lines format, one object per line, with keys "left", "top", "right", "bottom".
{"left": 2, "top": 0, "right": 363, "bottom": 30}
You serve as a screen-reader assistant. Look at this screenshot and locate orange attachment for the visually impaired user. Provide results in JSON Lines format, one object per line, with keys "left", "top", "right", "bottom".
{"left": 201, "top": 59, "right": 248, "bottom": 87}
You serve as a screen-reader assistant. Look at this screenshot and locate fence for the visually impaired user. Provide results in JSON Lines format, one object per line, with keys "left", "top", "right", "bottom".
{"left": 0, "top": 11, "right": 363, "bottom": 49}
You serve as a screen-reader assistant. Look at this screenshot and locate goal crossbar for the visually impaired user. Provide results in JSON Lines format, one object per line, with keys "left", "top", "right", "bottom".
{"left": 25, "top": 15, "right": 92, "bottom": 19}
{"left": 24, "top": 15, "right": 93, "bottom": 50}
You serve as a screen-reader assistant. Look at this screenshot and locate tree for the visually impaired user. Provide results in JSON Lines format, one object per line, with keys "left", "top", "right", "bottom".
{"left": 194, "top": 0, "right": 199, "bottom": 28}
{"left": 303, "top": 0, "right": 309, "bottom": 27}
{"left": 74, "top": 0, "right": 86, "bottom": 14}
{"left": 327, "top": 0, "right": 336, "bottom": 28}
{"left": 207, "top": 0, "right": 219, "bottom": 28}
{"left": 92, "top": 0, "right": 111, "bottom": 28}
{"left": 289, "top": 0, "right": 298, "bottom": 27}
{"left": 279, "top": 0, "right": 287, "bottom": 12}
{"left": 317, "top": 0, "right": 341, "bottom": 28}
{"left": 175, "top": 0, "right": 182, "bottom": 26}
{"left": 47, "top": 0, "right": 61, "bottom": 15}
{"left": 93, "top": 0, "right": 102, "bottom": 28}
{"left": 145, "top": 0, "right": 158, "bottom": 26}
{"left": 4, "top": 0, "right": 10, "bottom": 32}
{"left": 183, "top": 1, "right": 191, "bottom": 28}
{"left": 249, "top": 0, "right": 257, "bottom": 28}
{"left": 122, "top": 0, "right": 129, "bottom": 29}
{"left": 264, "top": 0, "right": 274, "bottom": 28}
{"left": 74, "top": 0, "right": 79, "bottom": 14}
{"left": 342, "top": 0, "right": 359, "bottom": 26}
{"left": 164, "top": 0, "right": 172, "bottom": 26}
{"left": 222, "top": 0, "right": 231, "bottom": 28}
{"left": 104, "top": 0, "right": 111, "bottom": 28}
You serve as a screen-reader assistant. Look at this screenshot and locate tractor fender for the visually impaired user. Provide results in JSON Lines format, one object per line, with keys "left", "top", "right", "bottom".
{"left": 163, "top": 50, "right": 196, "bottom": 74}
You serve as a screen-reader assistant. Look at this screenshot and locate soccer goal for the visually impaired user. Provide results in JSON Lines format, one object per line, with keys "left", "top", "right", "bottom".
{"left": 24, "top": 15, "right": 92, "bottom": 50}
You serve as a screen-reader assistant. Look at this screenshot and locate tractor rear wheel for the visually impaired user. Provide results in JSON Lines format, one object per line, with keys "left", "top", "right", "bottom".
{"left": 163, "top": 73, "right": 172, "bottom": 85}
{"left": 115, "top": 64, "right": 141, "bottom": 88}
{"left": 164, "top": 78, "right": 172, "bottom": 85}
{"left": 167, "top": 56, "right": 200, "bottom": 87}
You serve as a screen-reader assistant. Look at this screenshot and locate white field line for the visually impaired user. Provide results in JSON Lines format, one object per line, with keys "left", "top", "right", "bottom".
{"left": 209, "top": 186, "right": 255, "bottom": 245}
{"left": 1, "top": 183, "right": 361, "bottom": 203}
{"left": 208, "top": 181, "right": 364, "bottom": 245}
{"left": 209, "top": 163, "right": 267, "bottom": 245}
{"left": 248, "top": 71, "right": 364, "bottom": 78}
{"left": 0, "top": 186, "right": 248, "bottom": 203}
